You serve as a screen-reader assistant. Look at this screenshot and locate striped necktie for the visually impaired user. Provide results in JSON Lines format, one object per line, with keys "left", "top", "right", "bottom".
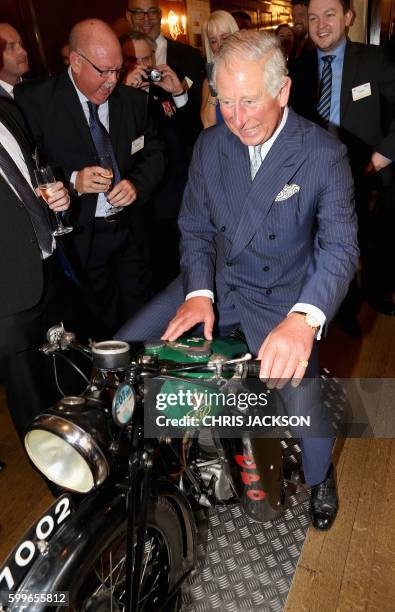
{"left": 250, "top": 144, "right": 263, "bottom": 180}
{"left": 317, "top": 55, "right": 335, "bottom": 129}
{"left": 0, "top": 141, "right": 53, "bottom": 253}
{"left": 86, "top": 101, "right": 121, "bottom": 185}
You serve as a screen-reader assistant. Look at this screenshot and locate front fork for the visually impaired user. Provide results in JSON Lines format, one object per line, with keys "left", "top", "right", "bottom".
{"left": 125, "top": 427, "right": 153, "bottom": 612}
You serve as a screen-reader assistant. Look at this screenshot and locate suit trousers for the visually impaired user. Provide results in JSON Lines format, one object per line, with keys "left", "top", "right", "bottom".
{"left": 0, "top": 256, "right": 61, "bottom": 441}
{"left": 72, "top": 218, "right": 152, "bottom": 341}
{"left": 115, "top": 276, "right": 334, "bottom": 486}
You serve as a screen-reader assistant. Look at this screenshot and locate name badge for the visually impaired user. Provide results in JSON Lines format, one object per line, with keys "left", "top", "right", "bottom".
{"left": 352, "top": 82, "right": 371, "bottom": 101}
{"left": 131, "top": 135, "right": 144, "bottom": 155}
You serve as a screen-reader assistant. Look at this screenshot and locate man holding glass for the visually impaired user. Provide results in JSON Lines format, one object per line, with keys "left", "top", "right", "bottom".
{"left": 15, "top": 19, "right": 165, "bottom": 339}
{"left": 0, "top": 97, "right": 70, "bottom": 440}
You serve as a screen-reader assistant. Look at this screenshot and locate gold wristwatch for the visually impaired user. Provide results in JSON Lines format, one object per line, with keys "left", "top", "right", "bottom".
{"left": 294, "top": 311, "right": 320, "bottom": 331}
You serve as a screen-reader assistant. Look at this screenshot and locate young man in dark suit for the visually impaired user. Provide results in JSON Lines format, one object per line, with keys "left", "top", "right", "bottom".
{"left": 0, "top": 98, "right": 70, "bottom": 440}
{"left": 290, "top": 0, "right": 395, "bottom": 320}
{"left": 126, "top": 0, "right": 204, "bottom": 143}
{"left": 15, "top": 19, "right": 165, "bottom": 340}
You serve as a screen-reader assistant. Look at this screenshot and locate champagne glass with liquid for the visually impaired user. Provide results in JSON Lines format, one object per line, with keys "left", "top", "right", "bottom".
{"left": 34, "top": 165, "right": 73, "bottom": 236}
{"left": 99, "top": 155, "right": 124, "bottom": 219}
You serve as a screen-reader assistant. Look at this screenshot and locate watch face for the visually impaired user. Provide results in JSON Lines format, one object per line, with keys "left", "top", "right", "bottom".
{"left": 112, "top": 383, "right": 135, "bottom": 427}
{"left": 305, "top": 314, "right": 320, "bottom": 328}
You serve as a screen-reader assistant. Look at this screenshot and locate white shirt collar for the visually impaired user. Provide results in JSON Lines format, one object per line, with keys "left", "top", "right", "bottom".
{"left": 68, "top": 66, "right": 89, "bottom": 105}
{"left": 248, "top": 106, "right": 289, "bottom": 162}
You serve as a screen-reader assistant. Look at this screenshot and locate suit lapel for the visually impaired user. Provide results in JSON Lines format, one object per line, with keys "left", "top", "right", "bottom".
{"left": 56, "top": 72, "right": 98, "bottom": 159}
{"left": 220, "top": 130, "right": 251, "bottom": 224}
{"left": 229, "top": 109, "right": 305, "bottom": 260}
{"left": 0, "top": 103, "right": 37, "bottom": 183}
{"left": 340, "top": 41, "right": 359, "bottom": 124}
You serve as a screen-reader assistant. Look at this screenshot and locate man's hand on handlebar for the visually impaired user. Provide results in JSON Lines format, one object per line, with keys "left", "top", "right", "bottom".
{"left": 161, "top": 297, "right": 215, "bottom": 342}
{"left": 257, "top": 313, "right": 315, "bottom": 389}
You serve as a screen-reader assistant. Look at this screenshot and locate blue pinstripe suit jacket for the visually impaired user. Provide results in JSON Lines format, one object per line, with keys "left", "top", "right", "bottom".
{"left": 178, "top": 108, "right": 359, "bottom": 354}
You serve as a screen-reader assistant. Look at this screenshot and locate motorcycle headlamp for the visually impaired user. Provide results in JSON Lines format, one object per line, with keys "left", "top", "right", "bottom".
{"left": 24, "top": 396, "right": 112, "bottom": 493}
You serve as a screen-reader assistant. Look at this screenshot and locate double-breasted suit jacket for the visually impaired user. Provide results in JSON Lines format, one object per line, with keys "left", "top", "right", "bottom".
{"left": 179, "top": 108, "right": 359, "bottom": 355}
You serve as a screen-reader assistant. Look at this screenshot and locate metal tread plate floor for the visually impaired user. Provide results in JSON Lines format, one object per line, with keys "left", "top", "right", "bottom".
{"left": 181, "top": 485, "right": 310, "bottom": 612}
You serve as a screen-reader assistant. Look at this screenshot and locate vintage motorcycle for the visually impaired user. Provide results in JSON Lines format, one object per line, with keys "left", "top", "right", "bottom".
{"left": 0, "top": 325, "right": 300, "bottom": 612}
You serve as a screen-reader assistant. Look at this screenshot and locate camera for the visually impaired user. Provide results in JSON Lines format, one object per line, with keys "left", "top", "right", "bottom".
{"left": 143, "top": 67, "right": 162, "bottom": 82}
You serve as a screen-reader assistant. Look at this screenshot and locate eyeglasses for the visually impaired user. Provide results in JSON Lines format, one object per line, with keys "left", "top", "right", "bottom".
{"left": 127, "top": 8, "right": 161, "bottom": 20}
{"left": 76, "top": 52, "right": 123, "bottom": 78}
{"left": 125, "top": 54, "right": 153, "bottom": 65}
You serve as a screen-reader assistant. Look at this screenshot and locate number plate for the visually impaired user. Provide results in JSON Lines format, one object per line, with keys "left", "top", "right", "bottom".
{"left": 0, "top": 495, "right": 73, "bottom": 605}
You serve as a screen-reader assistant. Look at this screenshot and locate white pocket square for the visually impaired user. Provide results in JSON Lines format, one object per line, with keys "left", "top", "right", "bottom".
{"left": 275, "top": 183, "right": 300, "bottom": 201}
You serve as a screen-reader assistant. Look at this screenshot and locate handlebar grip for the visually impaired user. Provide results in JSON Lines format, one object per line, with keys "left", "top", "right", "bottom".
{"left": 246, "top": 360, "right": 261, "bottom": 377}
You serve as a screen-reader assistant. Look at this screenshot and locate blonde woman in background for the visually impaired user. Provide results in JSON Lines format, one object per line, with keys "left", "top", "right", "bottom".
{"left": 200, "top": 11, "right": 239, "bottom": 128}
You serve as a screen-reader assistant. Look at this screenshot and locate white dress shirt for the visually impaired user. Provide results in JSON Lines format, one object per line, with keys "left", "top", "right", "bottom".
{"left": 185, "top": 106, "right": 326, "bottom": 338}
{"left": 155, "top": 33, "right": 167, "bottom": 67}
{"left": 68, "top": 67, "right": 113, "bottom": 217}
{"left": 0, "top": 121, "right": 53, "bottom": 257}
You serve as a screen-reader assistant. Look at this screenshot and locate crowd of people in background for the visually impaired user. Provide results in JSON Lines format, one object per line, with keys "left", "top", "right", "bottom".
{"left": 0, "top": 0, "right": 394, "bottom": 500}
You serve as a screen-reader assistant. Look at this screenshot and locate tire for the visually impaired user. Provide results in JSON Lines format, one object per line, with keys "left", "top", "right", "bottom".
{"left": 72, "top": 496, "right": 183, "bottom": 612}
{"left": 12, "top": 486, "right": 187, "bottom": 612}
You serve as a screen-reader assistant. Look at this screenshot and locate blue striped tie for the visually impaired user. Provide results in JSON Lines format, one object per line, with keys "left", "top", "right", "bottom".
{"left": 317, "top": 55, "right": 335, "bottom": 129}
{"left": 87, "top": 101, "right": 121, "bottom": 185}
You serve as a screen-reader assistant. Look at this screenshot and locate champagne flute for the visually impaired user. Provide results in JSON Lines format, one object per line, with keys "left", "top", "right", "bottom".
{"left": 34, "top": 165, "right": 73, "bottom": 236}
{"left": 99, "top": 155, "right": 124, "bottom": 219}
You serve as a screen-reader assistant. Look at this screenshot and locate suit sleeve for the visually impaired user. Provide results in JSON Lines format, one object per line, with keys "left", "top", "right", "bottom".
{"left": 120, "top": 90, "right": 165, "bottom": 206}
{"left": 296, "top": 142, "right": 359, "bottom": 323}
{"left": 178, "top": 134, "right": 217, "bottom": 295}
{"left": 376, "top": 51, "right": 395, "bottom": 161}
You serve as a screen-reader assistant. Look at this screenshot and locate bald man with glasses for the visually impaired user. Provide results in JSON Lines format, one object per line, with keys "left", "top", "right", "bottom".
{"left": 15, "top": 19, "right": 165, "bottom": 340}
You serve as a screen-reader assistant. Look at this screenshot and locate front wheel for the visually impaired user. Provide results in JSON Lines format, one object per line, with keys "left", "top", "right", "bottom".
{"left": 11, "top": 486, "right": 188, "bottom": 612}
{"left": 73, "top": 496, "right": 184, "bottom": 612}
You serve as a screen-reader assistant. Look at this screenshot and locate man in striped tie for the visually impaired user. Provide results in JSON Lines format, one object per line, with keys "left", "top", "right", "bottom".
{"left": 15, "top": 19, "right": 165, "bottom": 339}
{"left": 290, "top": 0, "right": 395, "bottom": 326}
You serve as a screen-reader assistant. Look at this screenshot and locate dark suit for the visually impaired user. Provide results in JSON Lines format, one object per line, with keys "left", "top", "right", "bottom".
{"left": 290, "top": 39, "right": 395, "bottom": 304}
{"left": 165, "top": 37, "right": 204, "bottom": 145}
{"left": 14, "top": 72, "right": 165, "bottom": 338}
{"left": 0, "top": 100, "right": 60, "bottom": 439}
{"left": 145, "top": 85, "right": 196, "bottom": 289}
{"left": 116, "top": 109, "right": 359, "bottom": 485}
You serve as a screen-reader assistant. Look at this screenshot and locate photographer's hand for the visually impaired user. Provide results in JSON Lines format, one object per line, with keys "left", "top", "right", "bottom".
{"left": 123, "top": 66, "right": 150, "bottom": 91}
{"left": 155, "top": 64, "right": 184, "bottom": 95}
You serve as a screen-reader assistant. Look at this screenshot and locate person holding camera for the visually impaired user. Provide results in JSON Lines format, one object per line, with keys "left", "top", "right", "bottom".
{"left": 122, "top": 32, "right": 196, "bottom": 290}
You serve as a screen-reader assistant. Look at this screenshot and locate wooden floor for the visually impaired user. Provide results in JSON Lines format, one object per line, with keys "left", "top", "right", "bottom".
{"left": 285, "top": 302, "right": 395, "bottom": 612}
{"left": 0, "top": 302, "right": 394, "bottom": 611}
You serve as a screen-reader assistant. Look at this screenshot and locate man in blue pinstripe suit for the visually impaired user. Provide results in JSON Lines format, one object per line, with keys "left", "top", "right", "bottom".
{"left": 117, "top": 31, "right": 359, "bottom": 530}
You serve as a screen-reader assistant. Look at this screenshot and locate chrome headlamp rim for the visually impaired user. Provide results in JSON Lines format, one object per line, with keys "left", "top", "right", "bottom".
{"left": 24, "top": 413, "right": 110, "bottom": 492}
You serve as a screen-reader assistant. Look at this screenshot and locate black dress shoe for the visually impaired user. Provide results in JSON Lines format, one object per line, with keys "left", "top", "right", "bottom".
{"left": 336, "top": 315, "right": 362, "bottom": 338}
{"left": 369, "top": 298, "right": 395, "bottom": 316}
{"left": 310, "top": 465, "right": 338, "bottom": 531}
